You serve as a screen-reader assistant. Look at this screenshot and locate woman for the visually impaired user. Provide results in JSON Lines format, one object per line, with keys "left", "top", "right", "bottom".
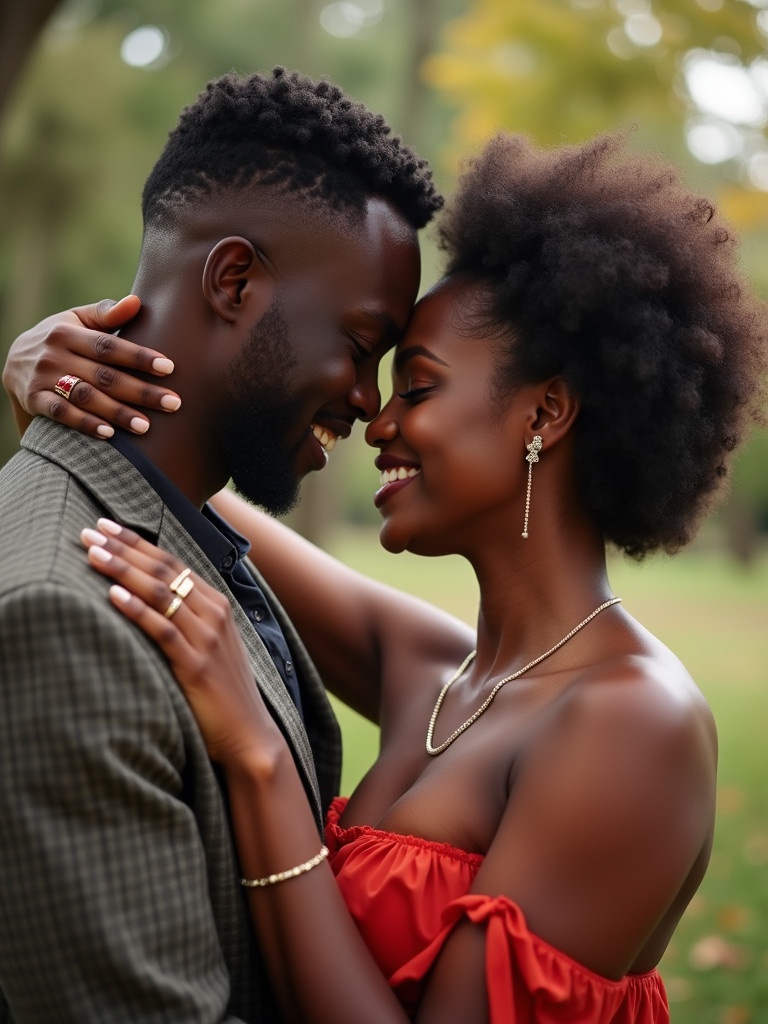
{"left": 6, "top": 131, "right": 767, "bottom": 1022}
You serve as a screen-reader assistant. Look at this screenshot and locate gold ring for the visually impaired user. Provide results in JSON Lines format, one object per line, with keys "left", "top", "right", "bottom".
{"left": 169, "top": 567, "right": 194, "bottom": 598}
{"left": 164, "top": 595, "right": 183, "bottom": 619}
{"left": 54, "top": 375, "right": 82, "bottom": 401}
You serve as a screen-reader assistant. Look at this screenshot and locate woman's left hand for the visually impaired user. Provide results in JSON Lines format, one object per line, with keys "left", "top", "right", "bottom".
{"left": 81, "top": 519, "right": 272, "bottom": 765}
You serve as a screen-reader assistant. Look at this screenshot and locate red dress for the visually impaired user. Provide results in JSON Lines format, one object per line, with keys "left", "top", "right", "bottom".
{"left": 326, "top": 797, "right": 669, "bottom": 1023}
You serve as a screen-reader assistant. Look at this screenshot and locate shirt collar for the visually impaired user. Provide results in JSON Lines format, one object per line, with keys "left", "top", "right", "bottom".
{"left": 108, "top": 431, "right": 250, "bottom": 573}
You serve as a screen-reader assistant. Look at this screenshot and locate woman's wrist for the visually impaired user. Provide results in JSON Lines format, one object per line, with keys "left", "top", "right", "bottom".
{"left": 219, "top": 726, "right": 293, "bottom": 787}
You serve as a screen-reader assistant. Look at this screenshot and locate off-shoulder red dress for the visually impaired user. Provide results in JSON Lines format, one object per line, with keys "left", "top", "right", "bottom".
{"left": 325, "top": 797, "right": 669, "bottom": 1023}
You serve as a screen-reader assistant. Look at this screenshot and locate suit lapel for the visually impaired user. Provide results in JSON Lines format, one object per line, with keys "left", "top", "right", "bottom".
{"left": 241, "top": 557, "right": 342, "bottom": 816}
{"left": 155, "top": 509, "right": 325, "bottom": 823}
{"left": 22, "top": 420, "right": 325, "bottom": 827}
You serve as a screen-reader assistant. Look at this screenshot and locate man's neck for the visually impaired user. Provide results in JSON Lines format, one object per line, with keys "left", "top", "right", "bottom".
{"left": 124, "top": 422, "right": 226, "bottom": 511}
{"left": 116, "top": 298, "right": 226, "bottom": 509}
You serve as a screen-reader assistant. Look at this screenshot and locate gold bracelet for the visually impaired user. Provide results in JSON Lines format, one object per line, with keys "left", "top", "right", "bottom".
{"left": 240, "top": 846, "right": 329, "bottom": 888}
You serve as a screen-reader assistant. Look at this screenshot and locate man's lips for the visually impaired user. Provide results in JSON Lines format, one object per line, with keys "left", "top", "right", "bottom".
{"left": 373, "top": 453, "right": 421, "bottom": 508}
{"left": 311, "top": 424, "right": 340, "bottom": 453}
{"left": 306, "top": 420, "right": 351, "bottom": 470}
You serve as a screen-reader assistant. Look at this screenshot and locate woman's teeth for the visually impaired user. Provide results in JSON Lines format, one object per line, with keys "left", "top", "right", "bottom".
{"left": 379, "top": 467, "right": 420, "bottom": 485}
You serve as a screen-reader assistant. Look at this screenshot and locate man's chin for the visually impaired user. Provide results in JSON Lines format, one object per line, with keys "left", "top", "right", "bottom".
{"left": 230, "top": 473, "right": 300, "bottom": 517}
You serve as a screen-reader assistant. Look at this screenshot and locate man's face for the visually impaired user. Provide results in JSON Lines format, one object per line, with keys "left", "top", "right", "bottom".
{"left": 219, "top": 197, "right": 421, "bottom": 514}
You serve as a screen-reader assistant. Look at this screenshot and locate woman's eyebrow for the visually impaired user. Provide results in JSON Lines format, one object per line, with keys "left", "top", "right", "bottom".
{"left": 393, "top": 345, "right": 450, "bottom": 372}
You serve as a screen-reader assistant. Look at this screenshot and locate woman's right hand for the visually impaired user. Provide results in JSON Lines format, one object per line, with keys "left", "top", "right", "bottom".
{"left": 2, "top": 295, "right": 181, "bottom": 439}
{"left": 80, "top": 518, "right": 278, "bottom": 767}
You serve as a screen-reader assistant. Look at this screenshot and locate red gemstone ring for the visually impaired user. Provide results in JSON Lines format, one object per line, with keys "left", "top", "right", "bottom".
{"left": 53, "top": 375, "right": 83, "bottom": 401}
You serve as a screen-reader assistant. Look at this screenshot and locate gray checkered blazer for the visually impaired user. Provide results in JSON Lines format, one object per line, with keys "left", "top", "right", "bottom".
{"left": 0, "top": 419, "right": 341, "bottom": 1023}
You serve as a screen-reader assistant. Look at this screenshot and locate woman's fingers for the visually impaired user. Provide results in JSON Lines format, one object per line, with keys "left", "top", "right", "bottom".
{"left": 47, "top": 301, "right": 182, "bottom": 434}
{"left": 81, "top": 520, "right": 202, "bottom": 604}
{"left": 72, "top": 296, "right": 142, "bottom": 333}
{"left": 80, "top": 520, "right": 231, "bottom": 649}
{"left": 45, "top": 358, "right": 177, "bottom": 437}
{"left": 5, "top": 295, "right": 181, "bottom": 440}
{"left": 80, "top": 518, "right": 266, "bottom": 763}
{"left": 80, "top": 524, "right": 209, "bottom": 659}
{"left": 105, "top": 578, "right": 196, "bottom": 659}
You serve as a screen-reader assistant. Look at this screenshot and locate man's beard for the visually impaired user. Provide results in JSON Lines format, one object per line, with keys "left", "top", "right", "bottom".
{"left": 220, "top": 298, "right": 305, "bottom": 516}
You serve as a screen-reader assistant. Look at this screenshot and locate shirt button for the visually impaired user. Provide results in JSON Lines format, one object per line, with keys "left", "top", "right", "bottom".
{"left": 285, "top": 661, "right": 293, "bottom": 674}
{"left": 221, "top": 555, "right": 234, "bottom": 570}
{"left": 252, "top": 610, "right": 263, "bottom": 622}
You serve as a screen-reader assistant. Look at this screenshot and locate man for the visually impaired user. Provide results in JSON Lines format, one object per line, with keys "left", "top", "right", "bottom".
{"left": 0, "top": 67, "right": 439, "bottom": 1022}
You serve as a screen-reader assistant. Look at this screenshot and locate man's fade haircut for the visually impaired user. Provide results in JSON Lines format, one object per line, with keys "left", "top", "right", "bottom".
{"left": 438, "top": 131, "right": 768, "bottom": 559}
{"left": 141, "top": 67, "right": 442, "bottom": 231}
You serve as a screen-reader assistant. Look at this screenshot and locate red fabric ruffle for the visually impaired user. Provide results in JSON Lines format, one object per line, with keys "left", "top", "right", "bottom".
{"left": 326, "top": 797, "right": 669, "bottom": 1022}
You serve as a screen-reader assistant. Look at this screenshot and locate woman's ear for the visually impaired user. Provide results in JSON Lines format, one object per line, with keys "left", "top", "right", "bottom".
{"left": 201, "top": 236, "right": 275, "bottom": 323}
{"left": 527, "top": 376, "right": 580, "bottom": 449}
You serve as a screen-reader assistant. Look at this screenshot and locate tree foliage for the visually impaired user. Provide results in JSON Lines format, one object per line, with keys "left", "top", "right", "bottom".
{"left": 425, "top": 0, "right": 768, "bottom": 156}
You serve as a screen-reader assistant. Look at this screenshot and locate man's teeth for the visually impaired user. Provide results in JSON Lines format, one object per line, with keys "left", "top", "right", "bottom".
{"left": 311, "top": 425, "right": 338, "bottom": 452}
{"left": 379, "top": 467, "right": 420, "bottom": 485}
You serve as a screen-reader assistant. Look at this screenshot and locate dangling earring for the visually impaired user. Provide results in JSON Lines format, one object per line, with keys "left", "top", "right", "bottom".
{"left": 521, "top": 435, "right": 542, "bottom": 539}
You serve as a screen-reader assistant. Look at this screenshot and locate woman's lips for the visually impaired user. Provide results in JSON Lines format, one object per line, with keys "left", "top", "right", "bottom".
{"left": 373, "top": 465, "right": 421, "bottom": 508}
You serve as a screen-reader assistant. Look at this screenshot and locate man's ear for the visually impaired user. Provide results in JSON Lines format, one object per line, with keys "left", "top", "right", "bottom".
{"left": 526, "top": 376, "right": 580, "bottom": 449}
{"left": 201, "top": 236, "right": 275, "bottom": 323}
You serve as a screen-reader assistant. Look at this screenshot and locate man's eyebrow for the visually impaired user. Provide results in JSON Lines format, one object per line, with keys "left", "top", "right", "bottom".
{"left": 393, "top": 345, "right": 450, "bottom": 372}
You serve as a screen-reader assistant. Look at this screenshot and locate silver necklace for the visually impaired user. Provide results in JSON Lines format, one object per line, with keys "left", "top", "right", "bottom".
{"left": 426, "top": 597, "right": 622, "bottom": 756}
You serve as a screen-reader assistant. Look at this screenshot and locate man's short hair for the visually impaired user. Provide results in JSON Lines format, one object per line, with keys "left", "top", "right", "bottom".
{"left": 142, "top": 67, "right": 443, "bottom": 230}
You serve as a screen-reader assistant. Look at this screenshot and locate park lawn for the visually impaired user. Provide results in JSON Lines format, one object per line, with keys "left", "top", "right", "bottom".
{"left": 326, "top": 527, "right": 768, "bottom": 1023}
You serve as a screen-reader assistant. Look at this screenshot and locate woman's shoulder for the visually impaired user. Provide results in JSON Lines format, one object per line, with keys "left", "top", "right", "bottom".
{"left": 561, "top": 620, "right": 715, "bottom": 750}
{"left": 528, "top": 625, "right": 717, "bottom": 822}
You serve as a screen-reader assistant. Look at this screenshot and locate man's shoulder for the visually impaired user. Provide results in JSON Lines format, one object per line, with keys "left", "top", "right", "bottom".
{"left": 0, "top": 427, "right": 138, "bottom": 596}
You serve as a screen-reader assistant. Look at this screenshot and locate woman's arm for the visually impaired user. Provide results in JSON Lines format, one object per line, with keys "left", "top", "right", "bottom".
{"left": 2, "top": 296, "right": 180, "bottom": 438}
{"left": 80, "top": 520, "right": 413, "bottom": 1024}
{"left": 212, "top": 488, "right": 474, "bottom": 721}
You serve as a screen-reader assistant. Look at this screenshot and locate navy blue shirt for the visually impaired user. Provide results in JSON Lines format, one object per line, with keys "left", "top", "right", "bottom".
{"left": 108, "top": 432, "right": 304, "bottom": 717}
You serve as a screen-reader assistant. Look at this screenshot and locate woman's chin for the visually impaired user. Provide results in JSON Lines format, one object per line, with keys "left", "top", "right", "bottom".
{"left": 378, "top": 521, "right": 447, "bottom": 559}
{"left": 377, "top": 523, "right": 408, "bottom": 555}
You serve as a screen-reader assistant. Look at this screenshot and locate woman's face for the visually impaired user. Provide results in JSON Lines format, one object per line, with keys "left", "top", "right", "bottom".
{"left": 365, "top": 276, "right": 526, "bottom": 557}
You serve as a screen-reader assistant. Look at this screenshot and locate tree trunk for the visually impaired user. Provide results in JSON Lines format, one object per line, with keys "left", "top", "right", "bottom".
{"left": 0, "top": 0, "right": 62, "bottom": 118}
{"left": 399, "top": 0, "right": 441, "bottom": 146}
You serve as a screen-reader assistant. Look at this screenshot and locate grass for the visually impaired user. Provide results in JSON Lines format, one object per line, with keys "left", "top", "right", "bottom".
{"left": 324, "top": 527, "right": 768, "bottom": 1023}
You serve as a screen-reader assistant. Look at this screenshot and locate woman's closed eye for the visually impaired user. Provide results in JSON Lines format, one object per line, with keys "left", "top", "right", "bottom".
{"left": 396, "top": 385, "right": 434, "bottom": 403}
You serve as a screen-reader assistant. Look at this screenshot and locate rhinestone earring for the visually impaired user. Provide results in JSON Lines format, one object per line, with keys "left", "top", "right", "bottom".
{"left": 521, "top": 435, "right": 542, "bottom": 539}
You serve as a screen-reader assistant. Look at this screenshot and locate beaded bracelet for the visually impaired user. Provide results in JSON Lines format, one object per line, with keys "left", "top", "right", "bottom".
{"left": 240, "top": 846, "right": 329, "bottom": 888}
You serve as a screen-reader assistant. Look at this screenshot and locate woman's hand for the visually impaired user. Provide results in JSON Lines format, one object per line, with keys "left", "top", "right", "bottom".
{"left": 80, "top": 518, "right": 272, "bottom": 766}
{"left": 2, "top": 296, "right": 181, "bottom": 439}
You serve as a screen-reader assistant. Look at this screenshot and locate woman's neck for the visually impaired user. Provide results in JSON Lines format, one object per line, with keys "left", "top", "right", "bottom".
{"left": 468, "top": 512, "right": 613, "bottom": 682}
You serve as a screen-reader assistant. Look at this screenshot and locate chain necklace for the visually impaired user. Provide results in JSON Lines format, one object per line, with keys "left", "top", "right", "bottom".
{"left": 426, "top": 597, "right": 622, "bottom": 756}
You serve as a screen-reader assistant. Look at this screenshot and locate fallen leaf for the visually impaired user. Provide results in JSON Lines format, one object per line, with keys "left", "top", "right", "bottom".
{"left": 688, "top": 935, "right": 751, "bottom": 971}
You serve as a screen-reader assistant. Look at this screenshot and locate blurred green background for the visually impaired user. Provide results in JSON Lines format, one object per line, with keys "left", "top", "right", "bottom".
{"left": 1, "top": 2, "right": 767, "bottom": 1020}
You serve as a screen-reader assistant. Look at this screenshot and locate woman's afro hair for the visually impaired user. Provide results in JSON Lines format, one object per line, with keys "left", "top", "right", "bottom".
{"left": 438, "top": 131, "right": 768, "bottom": 558}
{"left": 141, "top": 67, "right": 442, "bottom": 230}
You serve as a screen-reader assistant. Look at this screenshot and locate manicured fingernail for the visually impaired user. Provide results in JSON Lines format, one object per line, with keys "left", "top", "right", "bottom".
{"left": 97, "top": 518, "right": 122, "bottom": 535}
{"left": 152, "top": 358, "right": 174, "bottom": 374}
{"left": 89, "top": 544, "right": 112, "bottom": 563}
{"left": 130, "top": 417, "right": 149, "bottom": 434}
{"left": 81, "top": 528, "right": 107, "bottom": 545}
{"left": 96, "top": 424, "right": 115, "bottom": 438}
{"left": 160, "top": 394, "right": 181, "bottom": 411}
{"left": 110, "top": 585, "right": 132, "bottom": 604}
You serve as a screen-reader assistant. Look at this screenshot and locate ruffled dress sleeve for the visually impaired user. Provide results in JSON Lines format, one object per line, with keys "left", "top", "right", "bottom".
{"left": 389, "top": 894, "right": 670, "bottom": 1024}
